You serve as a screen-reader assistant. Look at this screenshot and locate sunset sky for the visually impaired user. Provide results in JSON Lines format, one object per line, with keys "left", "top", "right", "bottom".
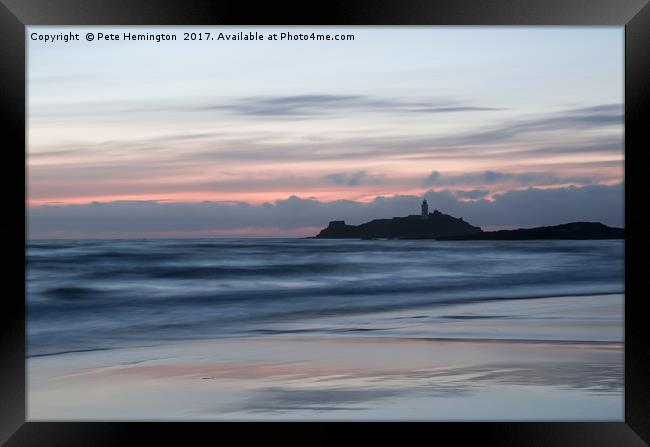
{"left": 28, "top": 27, "right": 624, "bottom": 238}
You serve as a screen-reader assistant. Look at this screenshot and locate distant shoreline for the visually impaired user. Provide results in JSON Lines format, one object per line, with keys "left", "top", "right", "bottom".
{"left": 27, "top": 233, "right": 626, "bottom": 242}
{"left": 314, "top": 220, "right": 624, "bottom": 241}
{"left": 437, "top": 222, "right": 624, "bottom": 241}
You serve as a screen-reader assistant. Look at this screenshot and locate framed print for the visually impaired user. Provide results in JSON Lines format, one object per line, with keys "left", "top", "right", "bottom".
{"left": 1, "top": 0, "right": 649, "bottom": 444}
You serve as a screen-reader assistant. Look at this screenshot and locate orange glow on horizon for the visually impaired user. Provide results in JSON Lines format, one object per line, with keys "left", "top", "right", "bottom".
{"left": 27, "top": 187, "right": 437, "bottom": 207}
{"left": 26, "top": 178, "right": 624, "bottom": 208}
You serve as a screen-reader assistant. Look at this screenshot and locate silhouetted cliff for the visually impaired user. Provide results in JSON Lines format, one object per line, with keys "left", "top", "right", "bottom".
{"left": 437, "top": 222, "right": 624, "bottom": 240}
{"left": 315, "top": 210, "right": 482, "bottom": 239}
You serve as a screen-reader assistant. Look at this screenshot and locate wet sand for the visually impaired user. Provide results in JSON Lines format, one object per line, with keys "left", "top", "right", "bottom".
{"left": 28, "top": 294, "right": 623, "bottom": 420}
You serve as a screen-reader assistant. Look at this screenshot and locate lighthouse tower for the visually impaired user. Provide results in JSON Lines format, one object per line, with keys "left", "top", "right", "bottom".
{"left": 421, "top": 199, "right": 429, "bottom": 220}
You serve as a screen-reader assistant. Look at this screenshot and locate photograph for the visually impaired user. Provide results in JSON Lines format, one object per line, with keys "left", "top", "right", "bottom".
{"left": 26, "top": 26, "right": 625, "bottom": 421}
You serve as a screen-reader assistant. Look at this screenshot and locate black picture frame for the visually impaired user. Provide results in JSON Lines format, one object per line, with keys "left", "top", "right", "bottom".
{"left": 1, "top": 0, "right": 648, "bottom": 444}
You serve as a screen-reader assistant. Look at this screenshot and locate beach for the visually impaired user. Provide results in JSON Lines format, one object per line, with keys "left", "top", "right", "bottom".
{"left": 28, "top": 293, "right": 623, "bottom": 420}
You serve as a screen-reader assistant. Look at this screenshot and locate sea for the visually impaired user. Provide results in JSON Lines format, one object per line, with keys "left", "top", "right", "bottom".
{"left": 26, "top": 238, "right": 624, "bottom": 358}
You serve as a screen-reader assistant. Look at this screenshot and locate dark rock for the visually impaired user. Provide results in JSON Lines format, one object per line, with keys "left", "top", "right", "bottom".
{"left": 437, "top": 222, "right": 624, "bottom": 240}
{"left": 315, "top": 210, "right": 483, "bottom": 239}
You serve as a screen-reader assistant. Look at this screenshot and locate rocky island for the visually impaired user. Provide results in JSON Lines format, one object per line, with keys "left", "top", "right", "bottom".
{"left": 314, "top": 199, "right": 624, "bottom": 240}
{"left": 315, "top": 200, "right": 482, "bottom": 239}
{"left": 437, "top": 222, "right": 624, "bottom": 240}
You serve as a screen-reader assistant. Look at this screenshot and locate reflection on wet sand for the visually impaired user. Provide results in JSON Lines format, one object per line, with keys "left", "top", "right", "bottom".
{"left": 29, "top": 334, "right": 623, "bottom": 420}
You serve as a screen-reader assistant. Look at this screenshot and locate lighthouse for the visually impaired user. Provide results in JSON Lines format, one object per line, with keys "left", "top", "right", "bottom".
{"left": 421, "top": 199, "right": 429, "bottom": 219}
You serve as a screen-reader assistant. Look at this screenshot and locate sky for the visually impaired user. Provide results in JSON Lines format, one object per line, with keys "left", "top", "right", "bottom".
{"left": 27, "top": 26, "right": 624, "bottom": 238}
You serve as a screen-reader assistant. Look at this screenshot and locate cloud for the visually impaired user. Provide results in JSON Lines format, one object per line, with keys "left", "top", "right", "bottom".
{"left": 207, "top": 95, "right": 362, "bottom": 117}
{"left": 204, "top": 94, "right": 503, "bottom": 118}
{"left": 424, "top": 170, "right": 598, "bottom": 187}
{"left": 522, "top": 137, "right": 623, "bottom": 156}
{"left": 505, "top": 104, "right": 623, "bottom": 134}
{"left": 407, "top": 106, "right": 503, "bottom": 113}
{"left": 323, "top": 171, "right": 384, "bottom": 187}
{"left": 30, "top": 94, "right": 477, "bottom": 122}
{"left": 29, "top": 103, "right": 623, "bottom": 169}
{"left": 454, "top": 189, "right": 490, "bottom": 200}
{"left": 421, "top": 104, "right": 623, "bottom": 149}
{"left": 28, "top": 183, "right": 624, "bottom": 238}
{"left": 192, "top": 104, "right": 622, "bottom": 163}
{"left": 324, "top": 171, "right": 367, "bottom": 186}
{"left": 27, "top": 100, "right": 623, "bottom": 210}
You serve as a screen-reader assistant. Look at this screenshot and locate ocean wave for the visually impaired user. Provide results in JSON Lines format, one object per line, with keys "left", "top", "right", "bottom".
{"left": 26, "top": 238, "right": 624, "bottom": 356}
